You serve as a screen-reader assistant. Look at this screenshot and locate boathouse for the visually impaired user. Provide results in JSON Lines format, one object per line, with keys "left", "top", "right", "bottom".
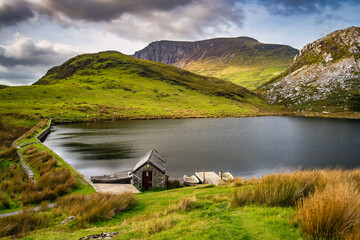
{"left": 132, "top": 149, "right": 167, "bottom": 190}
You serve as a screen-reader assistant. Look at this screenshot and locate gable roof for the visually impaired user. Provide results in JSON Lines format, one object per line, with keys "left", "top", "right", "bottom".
{"left": 132, "top": 149, "right": 167, "bottom": 174}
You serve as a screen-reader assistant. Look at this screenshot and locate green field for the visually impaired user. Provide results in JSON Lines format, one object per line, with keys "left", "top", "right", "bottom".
{"left": 24, "top": 185, "right": 305, "bottom": 240}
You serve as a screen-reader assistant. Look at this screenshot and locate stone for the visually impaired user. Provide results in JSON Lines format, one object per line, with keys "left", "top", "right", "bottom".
{"left": 79, "top": 232, "right": 119, "bottom": 240}
{"left": 349, "top": 46, "right": 360, "bottom": 54}
{"left": 61, "top": 216, "right": 76, "bottom": 225}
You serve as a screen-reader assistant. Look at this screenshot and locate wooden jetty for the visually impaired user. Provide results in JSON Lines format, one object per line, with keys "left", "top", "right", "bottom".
{"left": 195, "top": 171, "right": 224, "bottom": 186}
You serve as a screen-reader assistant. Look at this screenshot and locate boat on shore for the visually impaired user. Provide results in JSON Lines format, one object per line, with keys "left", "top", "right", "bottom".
{"left": 91, "top": 172, "right": 132, "bottom": 184}
{"left": 218, "top": 172, "right": 234, "bottom": 182}
{"left": 183, "top": 175, "right": 200, "bottom": 186}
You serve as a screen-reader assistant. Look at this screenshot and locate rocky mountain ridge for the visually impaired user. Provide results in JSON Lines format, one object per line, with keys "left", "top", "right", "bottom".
{"left": 262, "top": 26, "right": 360, "bottom": 111}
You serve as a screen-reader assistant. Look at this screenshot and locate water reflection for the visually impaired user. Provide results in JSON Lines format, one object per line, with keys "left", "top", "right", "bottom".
{"left": 44, "top": 117, "right": 360, "bottom": 179}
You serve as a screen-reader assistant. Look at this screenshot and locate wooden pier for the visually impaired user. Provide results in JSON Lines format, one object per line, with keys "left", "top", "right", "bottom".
{"left": 195, "top": 171, "right": 224, "bottom": 186}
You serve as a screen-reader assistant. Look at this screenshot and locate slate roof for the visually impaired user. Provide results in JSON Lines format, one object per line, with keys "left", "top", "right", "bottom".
{"left": 132, "top": 149, "right": 167, "bottom": 174}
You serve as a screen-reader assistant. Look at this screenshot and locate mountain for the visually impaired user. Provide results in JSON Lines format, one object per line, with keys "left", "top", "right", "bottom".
{"left": 133, "top": 37, "right": 298, "bottom": 90}
{"left": 261, "top": 26, "right": 360, "bottom": 112}
{"left": 0, "top": 51, "right": 276, "bottom": 122}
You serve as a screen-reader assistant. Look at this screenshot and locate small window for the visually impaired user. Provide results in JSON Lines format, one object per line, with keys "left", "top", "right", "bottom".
{"left": 146, "top": 172, "right": 149, "bottom": 177}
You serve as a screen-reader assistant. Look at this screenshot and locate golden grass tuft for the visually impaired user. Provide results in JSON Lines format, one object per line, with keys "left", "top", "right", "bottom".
{"left": 146, "top": 217, "right": 178, "bottom": 234}
{"left": 167, "top": 196, "right": 200, "bottom": 213}
{"left": 56, "top": 192, "right": 136, "bottom": 227}
{"left": 0, "top": 209, "right": 47, "bottom": 238}
{"left": 232, "top": 171, "right": 318, "bottom": 207}
{"left": 226, "top": 176, "right": 245, "bottom": 187}
{"left": 296, "top": 183, "right": 360, "bottom": 239}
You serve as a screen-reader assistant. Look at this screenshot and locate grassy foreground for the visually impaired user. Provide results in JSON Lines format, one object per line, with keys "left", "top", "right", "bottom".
{"left": 13, "top": 168, "right": 360, "bottom": 240}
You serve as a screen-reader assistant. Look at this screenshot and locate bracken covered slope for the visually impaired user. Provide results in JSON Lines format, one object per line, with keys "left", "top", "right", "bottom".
{"left": 261, "top": 26, "right": 360, "bottom": 112}
{"left": 133, "top": 37, "right": 298, "bottom": 90}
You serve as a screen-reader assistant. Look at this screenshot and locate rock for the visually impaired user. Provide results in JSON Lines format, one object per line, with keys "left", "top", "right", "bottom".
{"left": 323, "top": 53, "right": 333, "bottom": 63}
{"left": 61, "top": 216, "right": 76, "bottom": 225}
{"left": 79, "top": 232, "right": 119, "bottom": 240}
{"left": 349, "top": 46, "right": 359, "bottom": 54}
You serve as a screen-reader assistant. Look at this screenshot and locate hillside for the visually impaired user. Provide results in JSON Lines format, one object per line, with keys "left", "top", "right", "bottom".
{"left": 133, "top": 37, "right": 298, "bottom": 89}
{"left": 0, "top": 51, "right": 276, "bottom": 124}
{"left": 261, "top": 26, "right": 360, "bottom": 112}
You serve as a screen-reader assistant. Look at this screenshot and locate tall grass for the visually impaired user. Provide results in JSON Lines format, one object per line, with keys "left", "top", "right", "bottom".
{"left": 296, "top": 183, "right": 360, "bottom": 239}
{"left": 231, "top": 169, "right": 360, "bottom": 239}
{"left": 20, "top": 146, "right": 78, "bottom": 205}
{"left": 0, "top": 209, "right": 47, "bottom": 238}
{"left": 56, "top": 192, "right": 136, "bottom": 227}
{"left": 232, "top": 171, "right": 318, "bottom": 207}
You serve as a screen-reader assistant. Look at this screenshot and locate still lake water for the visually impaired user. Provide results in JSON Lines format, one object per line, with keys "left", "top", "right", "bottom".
{"left": 44, "top": 117, "right": 360, "bottom": 179}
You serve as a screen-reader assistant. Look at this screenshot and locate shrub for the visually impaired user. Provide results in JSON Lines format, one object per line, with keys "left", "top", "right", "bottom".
{"left": 296, "top": 184, "right": 360, "bottom": 239}
{"left": 56, "top": 192, "right": 136, "bottom": 227}
{"left": 0, "top": 210, "right": 47, "bottom": 238}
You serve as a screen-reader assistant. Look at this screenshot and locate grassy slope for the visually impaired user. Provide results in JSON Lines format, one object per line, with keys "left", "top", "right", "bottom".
{"left": 165, "top": 38, "right": 298, "bottom": 90}
{"left": 183, "top": 40, "right": 296, "bottom": 90}
{"left": 26, "top": 185, "right": 305, "bottom": 240}
{"left": 0, "top": 52, "right": 278, "bottom": 123}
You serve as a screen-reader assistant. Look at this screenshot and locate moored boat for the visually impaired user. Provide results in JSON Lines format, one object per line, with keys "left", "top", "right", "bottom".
{"left": 218, "top": 171, "right": 234, "bottom": 182}
{"left": 91, "top": 172, "right": 132, "bottom": 184}
{"left": 183, "top": 175, "right": 200, "bottom": 186}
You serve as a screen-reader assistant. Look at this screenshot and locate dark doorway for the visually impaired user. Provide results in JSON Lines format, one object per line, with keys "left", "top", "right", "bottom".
{"left": 142, "top": 171, "right": 152, "bottom": 190}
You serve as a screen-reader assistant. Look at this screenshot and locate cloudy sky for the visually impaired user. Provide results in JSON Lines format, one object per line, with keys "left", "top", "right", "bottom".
{"left": 0, "top": 0, "right": 359, "bottom": 85}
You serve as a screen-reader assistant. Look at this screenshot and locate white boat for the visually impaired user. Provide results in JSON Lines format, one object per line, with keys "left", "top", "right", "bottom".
{"left": 218, "top": 172, "right": 234, "bottom": 182}
{"left": 183, "top": 175, "right": 200, "bottom": 186}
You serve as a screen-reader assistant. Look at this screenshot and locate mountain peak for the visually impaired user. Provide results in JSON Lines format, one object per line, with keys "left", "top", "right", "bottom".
{"left": 262, "top": 26, "right": 360, "bottom": 112}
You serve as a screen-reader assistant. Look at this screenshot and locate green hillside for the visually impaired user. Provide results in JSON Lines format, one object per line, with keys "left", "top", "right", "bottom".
{"left": 133, "top": 37, "right": 298, "bottom": 90}
{"left": 0, "top": 51, "right": 277, "bottom": 125}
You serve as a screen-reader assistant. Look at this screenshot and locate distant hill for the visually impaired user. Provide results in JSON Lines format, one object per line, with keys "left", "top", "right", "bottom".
{"left": 261, "top": 26, "right": 360, "bottom": 112}
{"left": 133, "top": 37, "right": 298, "bottom": 90}
{"left": 0, "top": 51, "right": 276, "bottom": 122}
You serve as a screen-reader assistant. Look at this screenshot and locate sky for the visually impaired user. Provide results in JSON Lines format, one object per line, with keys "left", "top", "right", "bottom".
{"left": 0, "top": 0, "right": 359, "bottom": 86}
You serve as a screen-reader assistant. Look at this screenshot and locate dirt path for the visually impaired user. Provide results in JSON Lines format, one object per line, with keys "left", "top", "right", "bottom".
{"left": 0, "top": 203, "right": 55, "bottom": 218}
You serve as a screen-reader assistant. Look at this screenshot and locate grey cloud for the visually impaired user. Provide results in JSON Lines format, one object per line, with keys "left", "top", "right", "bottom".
{"left": 0, "top": 35, "right": 77, "bottom": 85}
{"left": 0, "top": 0, "right": 34, "bottom": 28}
{"left": 38, "top": 0, "right": 193, "bottom": 22}
{"left": 0, "top": 36, "right": 75, "bottom": 67}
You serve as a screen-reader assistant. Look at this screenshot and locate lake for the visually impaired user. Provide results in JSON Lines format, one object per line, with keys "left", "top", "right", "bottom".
{"left": 43, "top": 117, "right": 360, "bottom": 179}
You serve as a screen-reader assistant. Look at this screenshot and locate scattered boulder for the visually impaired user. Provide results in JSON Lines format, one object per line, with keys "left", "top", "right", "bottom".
{"left": 79, "top": 232, "right": 119, "bottom": 240}
{"left": 61, "top": 216, "right": 76, "bottom": 225}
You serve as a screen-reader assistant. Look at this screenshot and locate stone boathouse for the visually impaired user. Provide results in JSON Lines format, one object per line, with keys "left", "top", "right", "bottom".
{"left": 132, "top": 149, "right": 167, "bottom": 190}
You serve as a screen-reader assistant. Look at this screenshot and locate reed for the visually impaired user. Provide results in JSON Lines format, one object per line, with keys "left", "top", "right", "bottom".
{"left": 0, "top": 209, "right": 47, "bottom": 238}
{"left": 296, "top": 183, "right": 360, "bottom": 239}
{"left": 56, "top": 192, "right": 136, "bottom": 227}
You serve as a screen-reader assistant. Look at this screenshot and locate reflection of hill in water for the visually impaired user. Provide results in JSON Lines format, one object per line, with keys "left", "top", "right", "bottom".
{"left": 62, "top": 142, "right": 135, "bottom": 160}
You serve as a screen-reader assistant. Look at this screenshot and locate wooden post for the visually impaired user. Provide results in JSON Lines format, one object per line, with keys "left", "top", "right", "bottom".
{"left": 196, "top": 164, "right": 198, "bottom": 173}
{"left": 203, "top": 170, "right": 205, "bottom": 184}
{"left": 220, "top": 171, "right": 222, "bottom": 180}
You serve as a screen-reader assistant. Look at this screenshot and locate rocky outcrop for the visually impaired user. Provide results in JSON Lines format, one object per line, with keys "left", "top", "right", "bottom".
{"left": 133, "top": 37, "right": 298, "bottom": 70}
{"left": 263, "top": 26, "right": 360, "bottom": 110}
{"left": 133, "top": 40, "right": 200, "bottom": 65}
